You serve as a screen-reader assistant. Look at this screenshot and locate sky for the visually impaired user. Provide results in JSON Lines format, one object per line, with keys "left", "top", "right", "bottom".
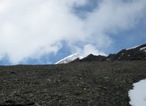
{"left": 0, "top": 0, "right": 146, "bottom": 65}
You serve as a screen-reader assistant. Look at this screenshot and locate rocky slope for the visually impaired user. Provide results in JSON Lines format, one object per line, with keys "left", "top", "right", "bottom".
{"left": 0, "top": 61, "right": 146, "bottom": 106}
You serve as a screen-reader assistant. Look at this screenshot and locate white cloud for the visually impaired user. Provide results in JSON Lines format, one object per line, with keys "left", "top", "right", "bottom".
{"left": 0, "top": 1, "right": 10, "bottom": 12}
{"left": 75, "top": 44, "right": 106, "bottom": 59}
{"left": 0, "top": 0, "right": 146, "bottom": 64}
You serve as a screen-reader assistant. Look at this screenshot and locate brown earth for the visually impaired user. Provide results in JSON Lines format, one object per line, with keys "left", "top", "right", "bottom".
{"left": 0, "top": 61, "right": 146, "bottom": 106}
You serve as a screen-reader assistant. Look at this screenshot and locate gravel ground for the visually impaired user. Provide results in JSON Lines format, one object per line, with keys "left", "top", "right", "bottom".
{"left": 0, "top": 61, "right": 146, "bottom": 106}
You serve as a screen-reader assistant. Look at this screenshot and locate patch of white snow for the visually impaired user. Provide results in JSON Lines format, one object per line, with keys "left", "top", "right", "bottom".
{"left": 140, "top": 47, "right": 146, "bottom": 50}
{"left": 140, "top": 47, "right": 146, "bottom": 52}
{"left": 121, "top": 53, "right": 124, "bottom": 56}
{"left": 126, "top": 45, "right": 140, "bottom": 50}
{"left": 128, "top": 79, "right": 146, "bottom": 106}
{"left": 55, "top": 53, "right": 80, "bottom": 64}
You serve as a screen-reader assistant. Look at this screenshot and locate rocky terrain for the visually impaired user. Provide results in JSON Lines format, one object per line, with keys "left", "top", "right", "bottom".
{"left": 0, "top": 61, "right": 146, "bottom": 106}
{"left": 0, "top": 44, "right": 146, "bottom": 106}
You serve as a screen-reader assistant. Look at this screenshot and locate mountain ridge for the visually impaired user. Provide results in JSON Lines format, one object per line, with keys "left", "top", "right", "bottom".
{"left": 57, "top": 44, "right": 146, "bottom": 64}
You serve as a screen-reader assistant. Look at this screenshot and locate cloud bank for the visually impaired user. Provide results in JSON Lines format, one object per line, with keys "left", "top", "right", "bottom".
{"left": 0, "top": 0, "right": 146, "bottom": 64}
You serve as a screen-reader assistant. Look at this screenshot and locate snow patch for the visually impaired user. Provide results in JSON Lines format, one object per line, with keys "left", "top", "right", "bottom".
{"left": 140, "top": 47, "right": 146, "bottom": 50}
{"left": 126, "top": 45, "right": 140, "bottom": 50}
{"left": 121, "top": 53, "right": 124, "bottom": 56}
{"left": 140, "top": 47, "right": 146, "bottom": 52}
{"left": 55, "top": 53, "right": 80, "bottom": 64}
{"left": 128, "top": 79, "right": 146, "bottom": 106}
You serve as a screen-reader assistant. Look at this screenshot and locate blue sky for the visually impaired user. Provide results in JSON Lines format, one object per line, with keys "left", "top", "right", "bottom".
{"left": 0, "top": 0, "right": 146, "bottom": 65}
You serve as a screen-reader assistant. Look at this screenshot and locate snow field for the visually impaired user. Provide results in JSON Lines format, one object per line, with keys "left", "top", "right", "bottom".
{"left": 129, "top": 79, "right": 146, "bottom": 106}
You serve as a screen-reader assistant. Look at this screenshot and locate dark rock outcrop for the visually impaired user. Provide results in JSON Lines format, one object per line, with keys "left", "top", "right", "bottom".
{"left": 112, "top": 44, "right": 146, "bottom": 61}
{"left": 80, "top": 54, "right": 107, "bottom": 62}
